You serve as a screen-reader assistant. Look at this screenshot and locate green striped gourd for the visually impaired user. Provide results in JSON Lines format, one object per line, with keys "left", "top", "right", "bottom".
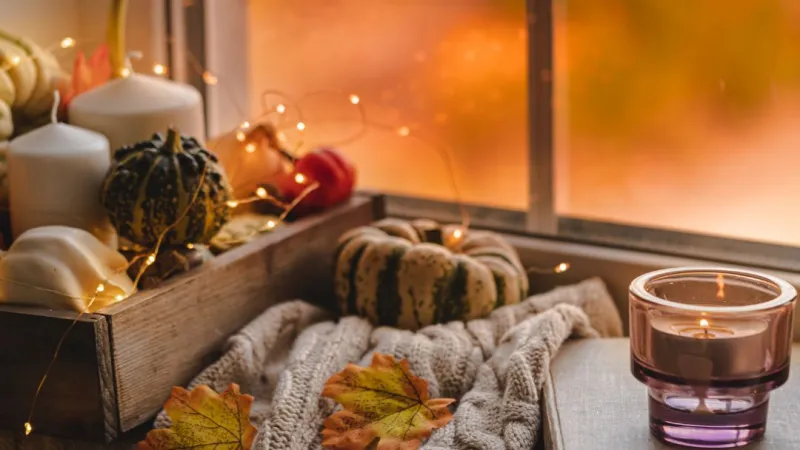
{"left": 101, "top": 128, "right": 233, "bottom": 247}
{"left": 334, "top": 218, "right": 529, "bottom": 330}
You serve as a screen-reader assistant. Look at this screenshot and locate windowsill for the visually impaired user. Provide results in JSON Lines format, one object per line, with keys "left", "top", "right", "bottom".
{"left": 506, "top": 232, "right": 800, "bottom": 341}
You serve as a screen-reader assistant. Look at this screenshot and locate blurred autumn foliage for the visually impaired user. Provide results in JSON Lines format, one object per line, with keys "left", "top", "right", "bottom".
{"left": 557, "top": 0, "right": 800, "bottom": 143}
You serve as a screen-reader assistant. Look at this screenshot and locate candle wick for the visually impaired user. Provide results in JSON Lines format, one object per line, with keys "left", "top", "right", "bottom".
{"left": 704, "top": 328, "right": 709, "bottom": 338}
{"left": 50, "top": 90, "right": 60, "bottom": 124}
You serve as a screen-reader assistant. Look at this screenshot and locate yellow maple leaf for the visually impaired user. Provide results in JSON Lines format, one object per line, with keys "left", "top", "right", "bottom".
{"left": 321, "top": 353, "right": 455, "bottom": 450}
{"left": 137, "top": 383, "right": 257, "bottom": 450}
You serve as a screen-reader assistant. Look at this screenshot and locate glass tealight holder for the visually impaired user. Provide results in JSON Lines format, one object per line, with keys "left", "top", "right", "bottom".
{"left": 630, "top": 267, "right": 796, "bottom": 448}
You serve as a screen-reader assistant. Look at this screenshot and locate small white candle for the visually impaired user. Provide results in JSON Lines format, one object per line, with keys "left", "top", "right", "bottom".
{"left": 648, "top": 316, "right": 769, "bottom": 379}
{"left": 69, "top": 73, "right": 205, "bottom": 152}
{"left": 8, "top": 94, "right": 115, "bottom": 247}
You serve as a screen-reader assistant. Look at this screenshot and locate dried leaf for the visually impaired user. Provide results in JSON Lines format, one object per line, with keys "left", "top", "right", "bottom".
{"left": 321, "top": 353, "right": 454, "bottom": 450}
{"left": 137, "top": 383, "right": 257, "bottom": 450}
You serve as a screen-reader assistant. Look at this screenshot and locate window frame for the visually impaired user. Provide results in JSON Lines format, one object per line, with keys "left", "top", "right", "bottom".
{"left": 178, "top": 0, "right": 800, "bottom": 274}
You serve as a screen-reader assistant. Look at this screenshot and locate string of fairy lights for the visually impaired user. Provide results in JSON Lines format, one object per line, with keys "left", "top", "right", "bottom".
{"left": 8, "top": 32, "right": 569, "bottom": 437}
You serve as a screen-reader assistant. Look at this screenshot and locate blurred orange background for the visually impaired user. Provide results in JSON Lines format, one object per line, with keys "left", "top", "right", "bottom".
{"left": 244, "top": 0, "right": 800, "bottom": 245}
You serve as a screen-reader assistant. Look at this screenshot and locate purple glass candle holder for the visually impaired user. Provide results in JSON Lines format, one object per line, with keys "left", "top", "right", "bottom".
{"left": 630, "top": 267, "right": 796, "bottom": 448}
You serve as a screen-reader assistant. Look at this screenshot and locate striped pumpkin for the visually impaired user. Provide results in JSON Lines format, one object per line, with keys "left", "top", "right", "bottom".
{"left": 334, "top": 218, "right": 529, "bottom": 330}
{"left": 101, "top": 128, "right": 233, "bottom": 247}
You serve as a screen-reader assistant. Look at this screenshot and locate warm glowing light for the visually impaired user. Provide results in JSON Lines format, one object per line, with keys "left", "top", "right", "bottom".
{"left": 296, "top": 122, "right": 306, "bottom": 131}
{"left": 276, "top": 104, "right": 286, "bottom": 114}
{"left": 716, "top": 273, "right": 725, "bottom": 299}
{"left": 24, "top": 422, "right": 32, "bottom": 435}
{"left": 95, "top": 284, "right": 105, "bottom": 293}
{"left": 9, "top": 56, "right": 20, "bottom": 66}
{"left": 202, "top": 71, "right": 218, "bottom": 85}
{"left": 235, "top": 131, "right": 246, "bottom": 142}
{"left": 452, "top": 229, "right": 463, "bottom": 239}
{"left": 294, "top": 173, "right": 307, "bottom": 184}
{"left": 186, "top": 243, "right": 194, "bottom": 250}
{"left": 240, "top": 121, "right": 251, "bottom": 129}
{"left": 266, "top": 220, "right": 276, "bottom": 229}
{"left": 277, "top": 131, "right": 287, "bottom": 142}
{"left": 60, "top": 37, "right": 76, "bottom": 49}
{"left": 700, "top": 319, "right": 710, "bottom": 328}
{"left": 114, "top": 294, "right": 124, "bottom": 302}
{"left": 245, "top": 143, "right": 256, "bottom": 153}
{"left": 120, "top": 67, "right": 131, "bottom": 77}
{"left": 146, "top": 254, "right": 156, "bottom": 266}
{"left": 153, "top": 64, "right": 167, "bottom": 75}
{"left": 398, "top": 126, "right": 410, "bottom": 137}
{"left": 349, "top": 94, "right": 360, "bottom": 105}
{"left": 555, "top": 262, "right": 570, "bottom": 273}
{"left": 227, "top": 200, "right": 239, "bottom": 208}
{"left": 256, "top": 187, "right": 268, "bottom": 198}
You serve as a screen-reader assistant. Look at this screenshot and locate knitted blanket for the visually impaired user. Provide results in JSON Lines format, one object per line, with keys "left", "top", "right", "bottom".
{"left": 155, "top": 278, "right": 622, "bottom": 449}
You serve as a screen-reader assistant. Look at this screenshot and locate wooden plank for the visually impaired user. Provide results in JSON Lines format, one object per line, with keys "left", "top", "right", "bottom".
{"left": 544, "top": 339, "right": 800, "bottom": 450}
{"left": 0, "top": 306, "right": 115, "bottom": 442}
{"left": 105, "top": 194, "right": 381, "bottom": 431}
{"left": 0, "top": 432, "right": 131, "bottom": 450}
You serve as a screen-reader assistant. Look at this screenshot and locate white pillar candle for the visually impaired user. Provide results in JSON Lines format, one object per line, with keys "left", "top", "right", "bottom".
{"left": 68, "top": 73, "right": 205, "bottom": 152}
{"left": 8, "top": 98, "right": 115, "bottom": 247}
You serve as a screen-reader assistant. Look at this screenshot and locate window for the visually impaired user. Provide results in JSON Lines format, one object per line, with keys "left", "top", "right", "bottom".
{"left": 7, "top": 0, "right": 799, "bottom": 271}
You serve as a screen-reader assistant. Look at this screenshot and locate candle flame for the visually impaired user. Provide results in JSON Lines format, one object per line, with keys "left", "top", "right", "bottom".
{"left": 716, "top": 273, "right": 725, "bottom": 300}
{"left": 700, "top": 318, "right": 710, "bottom": 327}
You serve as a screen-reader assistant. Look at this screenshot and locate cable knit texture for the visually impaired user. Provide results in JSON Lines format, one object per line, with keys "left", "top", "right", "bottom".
{"left": 154, "top": 278, "right": 621, "bottom": 449}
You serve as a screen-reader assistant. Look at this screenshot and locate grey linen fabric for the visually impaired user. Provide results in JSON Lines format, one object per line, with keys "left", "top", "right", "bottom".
{"left": 155, "top": 278, "right": 621, "bottom": 449}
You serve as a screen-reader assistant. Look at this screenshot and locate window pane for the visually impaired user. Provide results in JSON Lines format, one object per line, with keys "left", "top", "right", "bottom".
{"left": 247, "top": 0, "right": 529, "bottom": 210}
{"left": 555, "top": 0, "right": 800, "bottom": 245}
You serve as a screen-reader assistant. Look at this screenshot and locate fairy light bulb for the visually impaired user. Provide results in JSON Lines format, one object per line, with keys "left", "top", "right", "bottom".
{"left": 296, "top": 122, "right": 306, "bottom": 132}
{"left": 294, "top": 173, "right": 307, "bottom": 184}
{"left": 153, "top": 64, "right": 167, "bottom": 75}
{"left": 256, "top": 187, "right": 268, "bottom": 198}
{"left": 349, "top": 94, "right": 360, "bottom": 105}
{"left": 114, "top": 294, "right": 124, "bottom": 302}
{"left": 120, "top": 67, "right": 131, "bottom": 78}
{"left": 146, "top": 254, "right": 156, "bottom": 266}
{"left": 202, "top": 71, "right": 218, "bottom": 85}
{"left": 700, "top": 318, "right": 710, "bottom": 327}
{"left": 555, "top": 262, "right": 570, "bottom": 273}
{"left": 235, "top": 131, "right": 246, "bottom": 142}
{"left": 60, "top": 37, "right": 76, "bottom": 49}
{"left": 227, "top": 200, "right": 239, "bottom": 208}
{"left": 245, "top": 143, "right": 256, "bottom": 153}
{"left": 398, "top": 126, "right": 410, "bottom": 137}
{"left": 9, "top": 56, "right": 20, "bottom": 67}
{"left": 24, "top": 422, "right": 32, "bottom": 435}
{"left": 452, "top": 228, "right": 463, "bottom": 239}
{"left": 266, "top": 220, "right": 277, "bottom": 229}
{"left": 277, "top": 131, "right": 287, "bottom": 142}
{"left": 240, "top": 121, "right": 251, "bottom": 130}
{"left": 276, "top": 104, "right": 286, "bottom": 114}
{"left": 186, "top": 243, "right": 195, "bottom": 250}
{"left": 95, "top": 284, "right": 105, "bottom": 293}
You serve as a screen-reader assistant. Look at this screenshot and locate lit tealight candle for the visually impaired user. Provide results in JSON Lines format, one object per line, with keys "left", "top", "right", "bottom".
{"left": 648, "top": 316, "right": 769, "bottom": 379}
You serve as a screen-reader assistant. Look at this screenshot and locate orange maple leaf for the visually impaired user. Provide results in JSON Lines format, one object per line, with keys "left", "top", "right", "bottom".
{"left": 321, "top": 353, "right": 455, "bottom": 450}
{"left": 60, "top": 44, "right": 112, "bottom": 111}
{"left": 137, "top": 383, "right": 257, "bottom": 450}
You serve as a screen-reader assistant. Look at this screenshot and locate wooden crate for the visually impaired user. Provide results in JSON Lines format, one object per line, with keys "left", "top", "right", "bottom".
{"left": 0, "top": 194, "right": 383, "bottom": 443}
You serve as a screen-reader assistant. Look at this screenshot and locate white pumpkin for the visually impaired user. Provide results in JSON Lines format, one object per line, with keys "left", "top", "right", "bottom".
{"left": 0, "top": 226, "right": 135, "bottom": 311}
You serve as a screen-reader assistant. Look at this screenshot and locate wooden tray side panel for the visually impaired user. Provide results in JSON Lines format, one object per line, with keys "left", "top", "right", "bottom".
{"left": 107, "top": 195, "right": 381, "bottom": 431}
{"left": 0, "top": 308, "right": 114, "bottom": 442}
